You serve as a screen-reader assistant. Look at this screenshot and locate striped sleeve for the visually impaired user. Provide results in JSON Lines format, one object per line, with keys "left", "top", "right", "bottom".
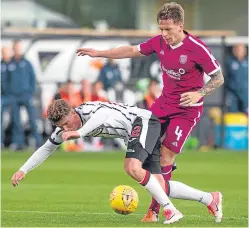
{"left": 19, "top": 140, "right": 59, "bottom": 174}
{"left": 77, "top": 107, "right": 110, "bottom": 137}
{"left": 49, "top": 127, "right": 63, "bottom": 145}
{"left": 189, "top": 36, "right": 220, "bottom": 75}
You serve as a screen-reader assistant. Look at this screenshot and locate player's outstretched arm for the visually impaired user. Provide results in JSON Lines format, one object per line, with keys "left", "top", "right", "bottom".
{"left": 198, "top": 69, "right": 224, "bottom": 96}
{"left": 11, "top": 140, "right": 59, "bottom": 187}
{"left": 76, "top": 45, "right": 143, "bottom": 59}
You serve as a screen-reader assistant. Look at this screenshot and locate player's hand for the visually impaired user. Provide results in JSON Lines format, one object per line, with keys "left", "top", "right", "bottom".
{"left": 76, "top": 48, "right": 100, "bottom": 57}
{"left": 12, "top": 171, "right": 25, "bottom": 187}
{"left": 62, "top": 131, "right": 81, "bottom": 141}
{"left": 180, "top": 91, "right": 203, "bottom": 106}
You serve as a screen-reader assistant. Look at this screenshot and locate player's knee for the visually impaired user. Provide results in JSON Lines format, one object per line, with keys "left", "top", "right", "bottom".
{"left": 124, "top": 159, "right": 142, "bottom": 179}
{"left": 160, "top": 146, "right": 176, "bottom": 166}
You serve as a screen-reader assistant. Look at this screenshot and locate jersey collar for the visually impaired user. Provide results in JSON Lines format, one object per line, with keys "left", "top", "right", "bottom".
{"left": 74, "top": 108, "right": 84, "bottom": 127}
{"left": 170, "top": 30, "right": 189, "bottom": 49}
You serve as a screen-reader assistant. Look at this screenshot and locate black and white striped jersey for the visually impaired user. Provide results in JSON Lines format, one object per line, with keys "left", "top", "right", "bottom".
{"left": 19, "top": 101, "right": 154, "bottom": 174}
{"left": 49, "top": 101, "right": 153, "bottom": 145}
{"left": 75, "top": 101, "right": 152, "bottom": 142}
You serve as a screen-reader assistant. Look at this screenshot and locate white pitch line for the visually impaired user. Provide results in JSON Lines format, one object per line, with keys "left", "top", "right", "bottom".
{"left": 2, "top": 210, "right": 248, "bottom": 221}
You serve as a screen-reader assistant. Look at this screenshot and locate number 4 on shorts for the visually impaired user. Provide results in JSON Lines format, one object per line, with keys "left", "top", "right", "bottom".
{"left": 175, "top": 126, "right": 182, "bottom": 141}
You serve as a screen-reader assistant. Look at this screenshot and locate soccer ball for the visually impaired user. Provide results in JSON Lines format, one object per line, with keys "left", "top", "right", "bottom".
{"left": 109, "top": 185, "right": 139, "bottom": 215}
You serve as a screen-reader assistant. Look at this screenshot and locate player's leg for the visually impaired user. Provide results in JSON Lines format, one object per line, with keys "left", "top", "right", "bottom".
{"left": 139, "top": 139, "right": 183, "bottom": 224}
{"left": 140, "top": 144, "right": 222, "bottom": 222}
{"left": 144, "top": 131, "right": 177, "bottom": 217}
{"left": 167, "top": 180, "right": 223, "bottom": 222}
{"left": 1, "top": 95, "right": 8, "bottom": 146}
{"left": 160, "top": 111, "right": 202, "bottom": 179}
{"left": 23, "top": 96, "right": 42, "bottom": 147}
{"left": 146, "top": 96, "right": 176, "bottom": 214}
{"left": 124, "top": 157, "right": 183, "bottom": 224}
{"left": 145, "top": 111, "right": 202, "bottom": 218}
{"left": 144, "top": 145, "right": 175, "bottom": 217}
{"left": 125, "top": 115, "right": 182, "bottom": 224}
{"left": 11, "top": 99, "right": 25, "bottom": 149}
{"left": 227, "top": 91, "right": 239, "bottom": 112}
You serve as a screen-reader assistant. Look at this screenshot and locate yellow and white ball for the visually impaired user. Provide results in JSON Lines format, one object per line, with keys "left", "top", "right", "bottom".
{"left": 110, "top": 185, "right": 139, "bottom": 215}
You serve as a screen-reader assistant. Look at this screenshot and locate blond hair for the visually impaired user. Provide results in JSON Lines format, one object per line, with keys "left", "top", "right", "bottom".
{"left": 157, "top": 2, "right": 184, "bottom": 24}
{"left": 47, "top": 99, "right": 71, "bottom": 124}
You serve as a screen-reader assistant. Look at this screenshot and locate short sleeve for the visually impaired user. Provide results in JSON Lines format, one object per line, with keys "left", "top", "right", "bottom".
{"left": 196, "top": 44, "right": 220, "bottom": 75}
{"left": 137, "top": 36, "right": 159, "bottom": 56}
{"left": 49, "top": 127, "right": 63, "bottom": 145}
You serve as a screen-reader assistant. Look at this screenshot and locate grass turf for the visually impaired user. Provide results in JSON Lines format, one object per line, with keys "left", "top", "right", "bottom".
{"left": 1, "top": 149, "right": 248, "bottom": 227}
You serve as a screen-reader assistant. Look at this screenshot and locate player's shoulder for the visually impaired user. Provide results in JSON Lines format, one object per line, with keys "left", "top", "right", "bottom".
{"left": 152, "top": 35, "right": 162, "bottom": 40}
{"left": 187, "top": 32, "right": 211, "bottom": 51}
{"left": 77, "top": 101, "right": 101, "bottom": 108}
{"left": 76, "top": 101, "right": 108, "bottom": 112}
{"left": 144, "top": 35, "right": 162, "bottom": 43}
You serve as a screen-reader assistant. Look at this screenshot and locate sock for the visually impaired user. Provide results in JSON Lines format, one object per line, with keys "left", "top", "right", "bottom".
{"left": 140, "top": 171, "right": 176, "bottom": 210}
{"left": 162, "top": 165, "right": 173, "bottom": 181}
{"left": 168, "top": 181, "right": 213, "bottom": 205}
{"left": 149, "top": 198, "right": 160, "bottom": 214}
{"left": 148, "top": 165, "right": 172, "bottom": 213}
{"left": 148, "top": 179, "right": 170, "bottom": 213}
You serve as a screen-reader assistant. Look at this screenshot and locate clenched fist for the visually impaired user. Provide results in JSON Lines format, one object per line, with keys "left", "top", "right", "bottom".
{"left": 62, "top": 131, "right": 81, "bottom": 141}
{"left": 12, "top": 171, "right": 25, "bottom": 187}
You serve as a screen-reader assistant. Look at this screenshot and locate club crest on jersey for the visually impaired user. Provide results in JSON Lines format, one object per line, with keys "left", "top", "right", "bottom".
{"left": 179, "top": 55, "right": 187, "bottom": 64}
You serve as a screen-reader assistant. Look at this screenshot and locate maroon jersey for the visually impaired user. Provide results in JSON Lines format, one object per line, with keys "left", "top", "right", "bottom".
{"left": 138, "top": 31, "right": 220, "bottom": 108}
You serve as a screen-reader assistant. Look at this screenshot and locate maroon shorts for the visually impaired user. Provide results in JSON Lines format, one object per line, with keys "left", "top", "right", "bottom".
{"left": 149, "top": 95, "right": 203, "bottom": 154}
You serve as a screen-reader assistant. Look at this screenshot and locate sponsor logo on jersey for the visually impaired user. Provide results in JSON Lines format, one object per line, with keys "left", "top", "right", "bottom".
{"left": 161, "top": 65, "right": 186, "bottom": 80}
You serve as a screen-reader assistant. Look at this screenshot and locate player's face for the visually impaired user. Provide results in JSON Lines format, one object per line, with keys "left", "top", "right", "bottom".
{"left": 158, "top": 19, "right": 184, "bottom": 46}
{"left": 56, "top": 111, "right": 82, "bottom": 132}
{"left": 1, "top": 47, "right": 11, "bottom": 61}
{"left": 233, "top": 44, "right": 247, "bottom": 60}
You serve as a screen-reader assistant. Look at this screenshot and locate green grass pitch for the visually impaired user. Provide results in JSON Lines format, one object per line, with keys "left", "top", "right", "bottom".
{"left": 1, "top": 149, "right": 248, "bottom": 227}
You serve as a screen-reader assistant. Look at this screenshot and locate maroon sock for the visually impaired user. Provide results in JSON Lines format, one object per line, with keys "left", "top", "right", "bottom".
{"left": 161, "top": 165, "right": 173, "bottom": 181}
{"left": 148, "top": 165, "right": 172, "bottom": 214}
{"left": 148, "top": 198, "right": 161, "bottom": 214}
{"left": 139, "top": 170, "right": 151, "bottom": 186}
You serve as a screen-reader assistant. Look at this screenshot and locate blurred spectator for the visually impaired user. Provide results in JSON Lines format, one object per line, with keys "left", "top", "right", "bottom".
{"left": 92, "top": 81, "right": 108, "bottom": 102}
{"left": 98, "top": 58, "right": 122, "bottom": 90}
{"left": 137, "top": 79, "right": 160, "bottom": 110}
{"left": 8, "top": 40, "right": 42, "bottom": 149}
{"left": 1, "top": 46, "right": 16, "bottom": 147}
{"left": 225, "top": 44, "right": 248, "bottom": 113}
{"left": 54, "top": 80, "right": 77, "bottom": 105}
{"left": 44, "top": 80, "right": 77, "bottom": 119}
{"left": 73, "top": 79, "right": 93, "bottom": 106}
